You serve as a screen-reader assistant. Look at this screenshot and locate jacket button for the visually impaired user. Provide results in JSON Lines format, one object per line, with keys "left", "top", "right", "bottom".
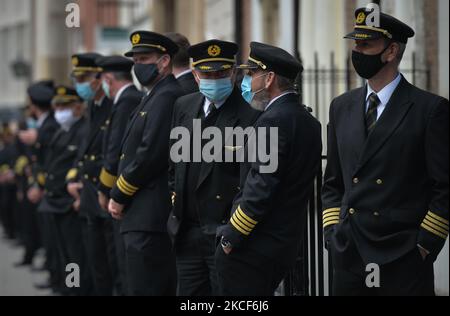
{"left": 353, "top": 178, "right": 359, "bottom": 184}
{"left": 78, "top": 161, "right": 84, "bottom": 167}
{"left": 349, "top": 208, "right": 356, "bottom": 215}
{"left": 216, "top": 195, "right": 222, "bottom": 200}
{"left": 172, "top": 215, "right": 177, "bottom": 220}
{"left": 90, "top": 155, "right": 96, "bottom": 161}
{"left": 237, "top": 187, "right": 241, "bottom": 191}
{"left": 376, "top": 179, "right": 383, "bottom": 185}
{"left": 84, "top": 174, "right": 89, "bottom": 180}
{"left": 48, "top": 174, "right": 54, "bottom": 180}
{"left": 84, "top": 155, "right": 88, "bottom": 160}
{"left": 120, "top": 154, "right": 125, "bottom": 160}
{"left": 93, "top": 178, "right": 97, "bottom": 183}
{"left": 222, "top": 220, "right": 227, "bottom": 224}
{"left": 373, "top": 212, "right": 380, "bottom": 217}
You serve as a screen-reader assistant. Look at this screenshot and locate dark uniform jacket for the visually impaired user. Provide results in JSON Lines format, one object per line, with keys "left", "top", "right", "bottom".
{"left": 110, "top": 75, "right": 184, "bottom": 233}
{"left": 32, "top": 113, "right": 60, "bottom": 188}
{"left": 67, "top": 97, "right": 112, "bottom": 219}
{"left": 98, "top": 85, "right": 143, "bottom": 196}
{"left": 167, "top": 88, "right": 260, "bottom": 239}
{"left": 220, "top": 93, "right": 322, "bottom": 266}
{"left": 322, "top": 76, "right": 449, "bottom": 266}
{"left": 38, "top": 118, "right": 87, "bottom": 214}
{"left": 177, "top": 72, "right": 198, "bottom": 96}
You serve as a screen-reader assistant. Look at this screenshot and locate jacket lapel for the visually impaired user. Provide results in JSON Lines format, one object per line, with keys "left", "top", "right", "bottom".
{"left": 354, "top": 77, "right": 413, "bottom": 175}
{"left": 196, "top": 89, "right": 239, "bottom": 191}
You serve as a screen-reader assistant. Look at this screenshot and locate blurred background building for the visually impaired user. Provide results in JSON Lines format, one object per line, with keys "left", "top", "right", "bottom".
{"left": 0, "top": 0, "right": 448, "bottom": 295}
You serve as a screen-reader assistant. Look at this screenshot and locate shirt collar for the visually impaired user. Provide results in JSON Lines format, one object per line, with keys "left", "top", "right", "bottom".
{"left": 175, "top": 69, "right": 193, "bottom": 79}
{"left": 94, "top": 96, "right": 105, "bottom": 107}
{"left": 203, "top": 97, "right": 226, "bottom": 114}
{"left": 114, "top": 83, "right": 133, "bottom": 105}
{"left": 265, "top": 91, "right": 297, "bottom": 111}
{"left": 366, "top": 73, "right": 402, "bottom": 105}
{"left": 36, "top": 112, "right": 49, "bottom": 128}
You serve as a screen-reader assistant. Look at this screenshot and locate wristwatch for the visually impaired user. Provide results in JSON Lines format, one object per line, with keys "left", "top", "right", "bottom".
{"left": 221, "top": 236, "right": 233, "bottom": 249}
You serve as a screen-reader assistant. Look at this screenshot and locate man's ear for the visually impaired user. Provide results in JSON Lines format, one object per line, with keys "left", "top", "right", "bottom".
{"left": 265, "top": 72, "right": 276, "bottom": 89}
{"left": 385, "top": 42, "right": 399, "bottom": 63}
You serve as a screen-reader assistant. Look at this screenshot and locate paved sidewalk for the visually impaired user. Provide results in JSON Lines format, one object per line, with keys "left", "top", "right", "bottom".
{"left": 0, "top": 230, "right": 52, "bottom": 296}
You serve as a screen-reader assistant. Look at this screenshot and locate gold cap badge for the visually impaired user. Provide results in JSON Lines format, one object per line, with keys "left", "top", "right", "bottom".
{"left": 207, "top": 45, "right": 221, "bottom": 57}
{"left": 132, "top": 33, "right": 141, "bottom": 45}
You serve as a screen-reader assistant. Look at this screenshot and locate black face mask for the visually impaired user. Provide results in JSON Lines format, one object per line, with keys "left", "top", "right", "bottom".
{"left": 134, "top": 63, "right": 159, "bottom": 87}
{"left": 352, "top": 45, "right": 390, "bottom": 79}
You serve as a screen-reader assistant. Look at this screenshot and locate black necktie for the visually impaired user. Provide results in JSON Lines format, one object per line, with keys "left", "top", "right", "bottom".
{"left": 366, "top": 93, "right": 381, "bottom": 135}
{"left": 204, "top": 103, "right": 216, "bottom": 119}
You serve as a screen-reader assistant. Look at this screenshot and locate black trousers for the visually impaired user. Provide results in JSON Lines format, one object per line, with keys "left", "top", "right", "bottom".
{"left": 123, "top": 231, "right": 176, "bottom": 296}
{"left": 54, "top": 211, "right": 92, "bottom": 296}
{"left": 175, "top": 225, "right": 219, "bottom": 296}
{"left": 215, "top": 246, "right": 288, "bottom": 296}
{"left": 86, "top": 217, "right": 118, "bottom": 296}
{"left": 20, "top": 199, "right": 40, "bottom": 263}
{"left": 332, "top": 247, "right": 435, "bottom": 296}
{"left": 113, "top": 219, "right": 128, "bottom": 296}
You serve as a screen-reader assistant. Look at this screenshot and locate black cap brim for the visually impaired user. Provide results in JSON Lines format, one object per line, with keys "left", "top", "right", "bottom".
{"left": 124, "top": 46, "right": 162, "bottom": 58}
{"left": 194, "top": 62, "right": 235, "bottom": 73}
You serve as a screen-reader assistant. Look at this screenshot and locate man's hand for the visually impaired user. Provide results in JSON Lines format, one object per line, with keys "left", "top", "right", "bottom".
{"left": 108, "top": 199, "right": 124, "bottom": 220}
{"left": 27, "top": 187, "right": 43, "bottom": 204}
{"left": 418, "top": 245, "right": 430, "bottom": 261}
{"left": 98, "top": 191, "right": 109, "bottom": 211}
{"left": 67, "top": 182, "right": 83, "bottom": 200}
{"left": 222, "top": 246, "right": 233, "bottom": 255}
{"left": 73, "top": 199, "right": 81, "bottom": 212}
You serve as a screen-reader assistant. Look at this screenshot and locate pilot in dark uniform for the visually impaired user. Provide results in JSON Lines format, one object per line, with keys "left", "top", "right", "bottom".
{"left": 322, "top": 8, "right": 449, "bottom": 296}
{"left": 107, "top": 31, "right": 184, "bottom": 296}
{"left": 215, "top": 42, "right": 322, "bottom": 296}
{"left": 168, "top": 39, "right": 260, "bottom": 296}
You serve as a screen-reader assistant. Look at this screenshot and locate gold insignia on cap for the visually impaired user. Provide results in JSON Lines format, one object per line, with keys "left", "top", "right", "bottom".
{"left": 72, "top": 57, "right": 79, "bottom": 66}
{"left": 356, "top": 12, "right": 366, "bottom": 24}
{"left": 57, "top": 87, "right": 66, "bottom": 96}
{"left": 132, "top": 33, "right": 141, "bottom": 45}
{"left": 208, "top": 45, "right": 221, "bottom": 57}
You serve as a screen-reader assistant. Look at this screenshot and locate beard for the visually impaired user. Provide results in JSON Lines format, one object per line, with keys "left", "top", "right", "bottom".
{"left": 250, "top": 89, "right": 271, "bottom": 112}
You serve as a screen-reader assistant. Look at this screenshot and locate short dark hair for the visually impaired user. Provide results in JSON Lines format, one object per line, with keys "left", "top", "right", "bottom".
{"left": 165, "top": 32, "right": 191, "bottom": 68}
{"left": 275, "top": 74, "right": 296, "bottom": 91}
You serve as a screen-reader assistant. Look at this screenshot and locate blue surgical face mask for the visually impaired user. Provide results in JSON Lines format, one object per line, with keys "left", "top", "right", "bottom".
{"left": 198, "top": 77, "right": 234, "bottom": 103}
{"left": 241, "top": 74, "right": 267, "bottom": 104}
{"left": 26, "top": 118, "right": 38, "bottom": 129}
{"left": 102, "top": 80, "right": 111, "bottom": 99}
{"left": 75, "top": 81, "right": 96, "bottom": 101}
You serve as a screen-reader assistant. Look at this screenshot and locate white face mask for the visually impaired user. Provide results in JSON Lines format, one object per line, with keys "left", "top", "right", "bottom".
{"left": 54, "top": 109, "right": 76, "bottom": 130}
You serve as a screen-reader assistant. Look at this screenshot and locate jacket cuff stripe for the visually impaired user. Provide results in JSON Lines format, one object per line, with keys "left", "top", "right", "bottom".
{"left": 323, "top": 207, "right": 341, "bottom": 215}
{"left": 425, "top": 215, "right": 449, "bottom": 231}
{"left": 117, "top": 177, "right": 135, "bottom": 196}
{"left": 323, "top": 212, "right": 340, "bottom": 220}
{"left": 118, "top": 176, "right": 138, "bottom": 192}
{"left": 422, "top": 219, "right": 449, "bottom": 236}
{"left": 100, "top": 168, "right": 117, "bottom": 189}
{"left": 237, "top": 206, "right": 258, "bottom": 225}
{"left": 232, "top": 212, "right": 254, "bottom": 232}
{"left": 66, "top": 169, "right": 78, "bottom": 181}
{"left": 421, "top": 222, "right": 448, "bottom": 239}
{"left": 230, "top": 216, "right": 251, "bottom": 236}
{"left": 427, "top": 211, "right": 449, "bottom": 226}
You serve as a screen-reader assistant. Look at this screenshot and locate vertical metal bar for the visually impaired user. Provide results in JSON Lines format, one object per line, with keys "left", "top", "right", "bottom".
{"left": 330, "top": 52, "right": 336, "bottom": 100}
{"left": 234, "top": 0, "right": 243, "bottom": 64}
{"left": 412, "top": 52, "right": 416, "bottom": 86}
{"left": 316, "top": 170, "right": 324, "bottom": 296}
{"left": 314, "top": 52, "right": 320, "bottom": 117}
{"left": 309, "top": 186, "right": 317, "bottom": 296}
